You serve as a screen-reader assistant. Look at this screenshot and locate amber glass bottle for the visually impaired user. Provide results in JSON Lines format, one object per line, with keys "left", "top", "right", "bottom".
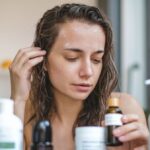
{"left": 105, "top": 97, "right": 123, "bottom": 146}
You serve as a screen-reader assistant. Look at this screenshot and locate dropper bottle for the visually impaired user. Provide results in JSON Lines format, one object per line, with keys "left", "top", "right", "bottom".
{"left": 105, "top": 97, "right": 123, "bottom": 146}
{"left": 30, "top": 120, "right": 53, "bottom": 150}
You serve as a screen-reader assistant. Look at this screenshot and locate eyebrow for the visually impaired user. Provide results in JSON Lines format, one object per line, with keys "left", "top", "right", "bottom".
{"left": 64, "top": 48, "right": 104, "bottom": 54}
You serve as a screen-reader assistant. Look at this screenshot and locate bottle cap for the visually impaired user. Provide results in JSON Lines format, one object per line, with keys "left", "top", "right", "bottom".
{"left": 107, "top": 97, "right": 119, "bottom": 107}
{"left": 0, "top": 98, "right": 14, "bottom": 114}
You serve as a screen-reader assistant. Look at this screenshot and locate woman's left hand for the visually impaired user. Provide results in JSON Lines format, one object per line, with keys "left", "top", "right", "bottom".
{"left": 113, "top": 114, "right": 150, "bottom": 148}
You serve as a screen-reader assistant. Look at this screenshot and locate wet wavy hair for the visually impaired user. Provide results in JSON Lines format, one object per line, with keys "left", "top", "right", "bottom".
{"left": 28, "top": 3, "right": 118, "bottom": 129}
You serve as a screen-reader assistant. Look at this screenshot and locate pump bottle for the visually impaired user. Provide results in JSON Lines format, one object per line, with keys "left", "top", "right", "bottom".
{"left": 31, "top": 120, "right": 53, "bottom": 150}
{"left": 105, "top": 97, "right": 123, "bottom": 146}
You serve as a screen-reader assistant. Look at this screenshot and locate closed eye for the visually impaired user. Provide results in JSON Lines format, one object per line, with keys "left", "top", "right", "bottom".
{"left": 65, "top": 57, "right": 78, "bottom": 62}
{"left": 92, "top": 59, "right": 102, "bottom": 64}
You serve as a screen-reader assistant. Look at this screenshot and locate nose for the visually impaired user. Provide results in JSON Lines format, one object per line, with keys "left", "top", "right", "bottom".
{"left": 79, "top": 60, "right": 93, "bottom": 79}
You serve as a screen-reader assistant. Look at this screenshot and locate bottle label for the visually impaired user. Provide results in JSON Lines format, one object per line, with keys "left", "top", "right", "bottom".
{"left": 105, "top": 114, "right": 123, "bottom": 126}
{"left": 0, "top": 142, "right": 15, "bottom": 149}
{"left": 75, "top": 127, "right": 106, "bottom": 150}
{"left": 0, "top": 128, "right": 23, "bottom": 150}
{"left": 76, "top": 139, "right": 106, "bottom": 150}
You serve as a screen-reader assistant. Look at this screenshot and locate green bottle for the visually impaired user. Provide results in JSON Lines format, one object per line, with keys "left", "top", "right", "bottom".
{"left": 105, "top": 97, "right": 123, "bottom": 146}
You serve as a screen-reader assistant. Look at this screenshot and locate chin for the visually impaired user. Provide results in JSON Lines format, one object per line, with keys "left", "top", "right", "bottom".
{"left": 70, "top": 93, "right": 91, "bottom": 101}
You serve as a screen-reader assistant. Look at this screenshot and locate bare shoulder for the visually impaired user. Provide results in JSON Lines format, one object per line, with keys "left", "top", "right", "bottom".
{"left": 111, "top": 92, "right": 147, "bottom": 124}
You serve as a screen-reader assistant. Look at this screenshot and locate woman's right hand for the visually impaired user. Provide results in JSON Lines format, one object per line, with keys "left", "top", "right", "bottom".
{"left": 9, "top": 47, "right": 46, "bottom": 102}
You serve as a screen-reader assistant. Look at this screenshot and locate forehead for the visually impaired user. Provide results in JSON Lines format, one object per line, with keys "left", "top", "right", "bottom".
{"left": 55, "top": 21, "right": 106, "bottom": 51}
{"left": 58, "top": 20, "right": 105, "bottom": 39}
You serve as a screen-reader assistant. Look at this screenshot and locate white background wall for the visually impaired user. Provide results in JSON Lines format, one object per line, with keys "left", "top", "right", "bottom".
{"left": 0, "top": 0, "right": 97, "bottom": 98}
{"left": 121, "top": 0, "right": 147, "bottom": 108}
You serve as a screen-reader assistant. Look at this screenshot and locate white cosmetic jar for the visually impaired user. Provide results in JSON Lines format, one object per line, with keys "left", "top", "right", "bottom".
{"left": 75, "top": 126, "right": 106, "bottom": 150}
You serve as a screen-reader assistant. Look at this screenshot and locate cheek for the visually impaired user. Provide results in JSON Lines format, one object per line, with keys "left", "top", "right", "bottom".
{"left": 48, "top": 64, "right": 64, "bottom": 90}
{"left": 94, "top": 65, "right": 103, "bottom": 82}
{"left": 47, "top": 61, "right": 72, "bottom": 84}
{"left": 99, "top": 64, "right": 103, "bottom": 75}
{"left": 48, "top": 63, "right": 63, "bottom": 81}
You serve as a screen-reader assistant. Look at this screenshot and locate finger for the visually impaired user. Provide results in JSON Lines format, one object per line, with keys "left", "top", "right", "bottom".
{"left": 17, "top": 50, "right": 46, "bottom": 69}
{"left": 23, "top": 56, "right": 44, "bottom": 72}
{"left": 11, "top": 47, "right": 46, "bottom": 73}
{"left": 12, "top": 47, "right": 41, "bottom": 65}
{"left": 118, "top": 129, "right": 147, "bottom": 143}
{"left": 113, "top": 122, "right": 141, "bottom": 137}
{"left": 121, "top": 114, "right": 139, "bottom": 124}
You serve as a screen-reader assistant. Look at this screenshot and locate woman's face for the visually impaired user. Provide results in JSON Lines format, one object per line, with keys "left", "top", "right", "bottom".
{"left": 46, "top": 20, "right": 105, "bottom": 101}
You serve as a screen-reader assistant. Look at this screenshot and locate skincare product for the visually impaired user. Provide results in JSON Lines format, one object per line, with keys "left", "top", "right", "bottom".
{"left": 0, "top": 98, "right": 23, "bottom": 150}
{"left": 105, "top": 97, "right": 123, "bottom": 146}
{"left": 75, "top": 126, "right": 106, "bottom": 150}
{"left": 31, "top": 120, "right": 53, "bottom": 150}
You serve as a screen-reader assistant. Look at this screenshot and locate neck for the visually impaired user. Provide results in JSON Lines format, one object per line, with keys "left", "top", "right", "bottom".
{"left": 52, "top": 92, "right": 83, "bottom": 126}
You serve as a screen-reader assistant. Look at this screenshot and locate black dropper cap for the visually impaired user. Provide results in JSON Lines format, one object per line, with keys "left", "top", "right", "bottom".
{"left": 31, "top": 120, "right": 53, "bottom": 150}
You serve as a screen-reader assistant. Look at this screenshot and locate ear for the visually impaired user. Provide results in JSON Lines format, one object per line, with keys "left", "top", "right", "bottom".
{"left": 43, "top": 60, "right": 48, "bottom": 71}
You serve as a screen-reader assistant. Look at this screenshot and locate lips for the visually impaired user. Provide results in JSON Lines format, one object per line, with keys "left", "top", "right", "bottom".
{"left": 72, "top": 83, "right": 92, "bottom": 92}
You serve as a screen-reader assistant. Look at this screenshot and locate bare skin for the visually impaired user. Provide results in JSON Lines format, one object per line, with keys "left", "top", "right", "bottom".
{"left": 9, "top": 21, "right": 149, "bottom": 150}
{"left": 23, "top": 93, "right": 149, "bottom": 150}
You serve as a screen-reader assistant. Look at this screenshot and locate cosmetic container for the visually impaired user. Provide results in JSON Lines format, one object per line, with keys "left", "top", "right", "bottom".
{"left": 75, "top": 126, "right": 106, "bottom": 150}
{"left": 31, "top": 120, "right": 53, "bottom": 150}
{"left": 105, "top": 97, "right": 123, "bottom": 146}
{"left": 0, "top": 98, "right": 23, "bottom": 150}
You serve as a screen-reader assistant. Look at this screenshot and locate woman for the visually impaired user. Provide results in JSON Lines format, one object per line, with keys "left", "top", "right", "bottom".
{"left": 9, "top": 3, "right": 149, "bottom": 150}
